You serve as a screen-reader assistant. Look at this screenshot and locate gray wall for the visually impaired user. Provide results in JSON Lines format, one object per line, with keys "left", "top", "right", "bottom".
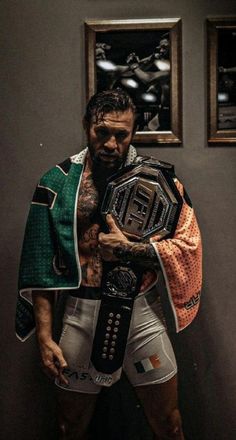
{"left": 1, "top": 1, "right": 236, "bottom": 439}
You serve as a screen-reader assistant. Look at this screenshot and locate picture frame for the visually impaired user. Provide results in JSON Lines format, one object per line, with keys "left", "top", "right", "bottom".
{"left": 207, "top": 18, "right": 236, "bottom": 145}
{"left": 85, "top": 19, "right": 182, "bottom": 145}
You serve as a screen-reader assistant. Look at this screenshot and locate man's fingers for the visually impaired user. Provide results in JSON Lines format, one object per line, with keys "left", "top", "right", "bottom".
{"left": 106, "top": 214, "right": 119, "bottom": 232}
{"left": 42, "top": 358, "right": 68, "bottom": 384}
{"left": 98, "top": 232, "right": 106, "bottom": 243}
{"left": 54, "top": 349, "right": 69, "bottom": 384}
{"left": 98, "top": 231, "right": 113, "bottom": 246}
{"left": 58, "top": 370, "right": 69, "bottom": 386}
{"left": 42, "top": 360, "right": 60, "bottom": 378}
{"left": 52, "top": 344, "right": 68, "bottom": 370}
{"left": 54, "top": 355, "right": 69, "bottom": 385}
{"left": 42, "top": 364, "right": 68, "bottom": 385}
{"left": 56, "top": 352, "right": 68, "bottom": 370}
{"left": 40, "top": 343, "right": 68, "bottom": 381}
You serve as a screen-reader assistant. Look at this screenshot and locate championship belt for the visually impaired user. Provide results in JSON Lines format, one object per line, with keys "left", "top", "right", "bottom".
{"left": 88, "top": 157, "right": 183, "bottom": 387}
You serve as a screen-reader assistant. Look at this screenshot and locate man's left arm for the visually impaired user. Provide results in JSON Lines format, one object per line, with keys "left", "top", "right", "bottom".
{"left": 98, "top": 214, "right": 160, "bottom": 268}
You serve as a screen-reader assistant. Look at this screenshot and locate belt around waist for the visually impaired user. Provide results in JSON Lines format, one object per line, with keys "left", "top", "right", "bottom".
{"left": 70, "top": 286, "right": 101, "bottom": 300}
{"left": 69, "top": 285, "right": 159, "bottom": 302}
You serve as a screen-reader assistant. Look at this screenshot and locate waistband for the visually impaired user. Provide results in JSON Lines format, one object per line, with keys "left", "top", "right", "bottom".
{"left": 70, "top": 286, "right": 101, "bottom": 300}
{"left": 69, "top": 285, "right": 159, "bottom": 302}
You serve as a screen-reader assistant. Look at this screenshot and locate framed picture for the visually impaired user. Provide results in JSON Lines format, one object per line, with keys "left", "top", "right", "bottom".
{"left": 207, "top": 18, "right": 236, "bottom": 145}
{"left": 85, "top": 19, "right": 182, "bottom": 145}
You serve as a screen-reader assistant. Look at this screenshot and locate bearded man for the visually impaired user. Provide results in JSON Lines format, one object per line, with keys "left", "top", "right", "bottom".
{"left": 16, "top": 88, "right": 202, "bottom": 440}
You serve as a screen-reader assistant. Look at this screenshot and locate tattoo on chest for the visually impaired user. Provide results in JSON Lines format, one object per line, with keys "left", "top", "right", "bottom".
{"left": 77, "top": 171, "right": 100, "bottom": 224}
{"left": 79, "top": 226, "right": 99, "bottom": 245}
{"left": 77, "top": 169, "right": 103, "bottom": 286}
{"left": 80, "top": 251, "right": 102, "bottom": 286}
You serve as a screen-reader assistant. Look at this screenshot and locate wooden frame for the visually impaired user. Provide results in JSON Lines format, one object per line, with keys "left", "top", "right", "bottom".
{"left": 85, "top": 19, "right": 182, "bottom": 145}
{"left": 207, "top": 18, "right": 236, "bottom": 145}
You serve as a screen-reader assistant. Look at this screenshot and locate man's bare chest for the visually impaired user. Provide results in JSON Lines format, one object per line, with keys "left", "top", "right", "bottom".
{"left": 77, "top": 169, "right": 103, "bottom": 284}
{"left": 77, "top": 169, "right": 100, "bottom": 227}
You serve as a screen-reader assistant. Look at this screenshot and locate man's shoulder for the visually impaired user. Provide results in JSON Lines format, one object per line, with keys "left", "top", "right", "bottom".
{"left": 39, "top": 149, "right": 87, "bottom": 186}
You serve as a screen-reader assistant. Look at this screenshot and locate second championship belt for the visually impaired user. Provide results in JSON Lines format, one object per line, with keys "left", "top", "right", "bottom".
{"left": 88, "top": 157, "right": 183, "bottom": 387}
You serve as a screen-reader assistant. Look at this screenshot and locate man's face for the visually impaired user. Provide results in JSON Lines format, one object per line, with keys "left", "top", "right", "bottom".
{"left": 155, "top": 38, "right": 169, "bottom": 59}
{"left": 85, "top": 109, "right": 135, "bottom": 171}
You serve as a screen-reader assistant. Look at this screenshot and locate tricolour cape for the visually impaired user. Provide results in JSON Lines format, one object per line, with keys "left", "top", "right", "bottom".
{"left": 16, "top": 146, "right": 202, "bottom": 341}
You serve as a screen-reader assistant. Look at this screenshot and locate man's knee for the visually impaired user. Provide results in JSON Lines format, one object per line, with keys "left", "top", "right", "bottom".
{"left": 158, "top": 407, "right": 184, "bottom": 439}
{"left": 56, "top": 389, "right": 98, "bottom": 440}
{"left": 58, "top": 418, "right": 91, "bottom": 440}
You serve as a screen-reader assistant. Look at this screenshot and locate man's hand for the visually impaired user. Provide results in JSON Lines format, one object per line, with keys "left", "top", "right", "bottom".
{"left": 126, "top": 52, "right": 140, "bottom": 72}
{"left": 98, "top": 214, "right": 161, "bottom": 270}
{"left": 38, "top": 337, "right": 68, "bottom": 385}
{"left": 33, "top": 291, "right": 68, "bottom": 385}
{"left": 98, "top": 214, "right": 129, "bottom": 261}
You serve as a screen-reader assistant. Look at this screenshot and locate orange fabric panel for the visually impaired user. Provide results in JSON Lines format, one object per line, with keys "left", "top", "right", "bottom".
{"left": 151, "top": 180, "right": 202, "bottom": 330}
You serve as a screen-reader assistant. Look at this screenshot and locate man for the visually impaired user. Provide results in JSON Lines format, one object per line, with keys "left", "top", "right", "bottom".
{"left": 125, "top": 37, "right": 170, "bottom": 130}
{"left": 16, "top": 88, "right": 202, "bottom": 439}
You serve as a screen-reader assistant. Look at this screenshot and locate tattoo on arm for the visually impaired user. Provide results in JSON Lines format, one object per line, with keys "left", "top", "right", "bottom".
{"left": 113, "top": 243, "right": 160, "bottom": 268}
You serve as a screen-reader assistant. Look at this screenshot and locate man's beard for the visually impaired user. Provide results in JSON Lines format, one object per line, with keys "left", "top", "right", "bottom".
{"left": 90, "top": 149, "right": 127, "bottom": 196}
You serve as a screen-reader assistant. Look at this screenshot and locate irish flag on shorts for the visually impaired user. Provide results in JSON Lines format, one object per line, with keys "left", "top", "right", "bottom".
{"left": 134, "top": 354, "right": 160, "bottom": 373}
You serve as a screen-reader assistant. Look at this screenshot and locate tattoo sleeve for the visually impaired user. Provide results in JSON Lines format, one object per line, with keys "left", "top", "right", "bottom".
{"left": 113, "top": 242, "right": 160, "bottom": 269}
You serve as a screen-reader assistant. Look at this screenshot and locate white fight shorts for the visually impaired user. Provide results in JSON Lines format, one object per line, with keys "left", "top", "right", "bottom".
{"left": 56, "top": 288, "right": 177, "bottom": 394}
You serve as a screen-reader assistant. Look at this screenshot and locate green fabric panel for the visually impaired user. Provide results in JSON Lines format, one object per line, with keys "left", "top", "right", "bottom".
{"left": 18, "top": 161, "right": 83, "bottom": 291}
{"left": 19, "top": 203, "right": 58, "bottom": 289}
{"left": 53, "top": 163, "right": 83, "bottom": 283}
{"left": 40, "top": 165, "right": 67, "bottom": 191}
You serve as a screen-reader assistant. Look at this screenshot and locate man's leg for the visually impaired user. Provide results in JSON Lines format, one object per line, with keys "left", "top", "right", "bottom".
{"left": 125, "top": 292, "right": 184, "bottom": 439}
{"left": 134, "top": 375, "right": 184, "bottom": 440}
{"left": 56, "top": 388, "right": 99, "bottom": 440}
{"left": 55, "top": 295, "right": 102, "bottom": 439}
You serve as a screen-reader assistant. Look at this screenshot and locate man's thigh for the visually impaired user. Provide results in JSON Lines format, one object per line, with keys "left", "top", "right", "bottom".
{"left": 55, "top": 296, "right": 101, "bottom": 438}
{"left": 56, "top": 295, "right": 101, "bottom": 394}
{"left": 124, "top": 292, "right": 177, "bottom": 387}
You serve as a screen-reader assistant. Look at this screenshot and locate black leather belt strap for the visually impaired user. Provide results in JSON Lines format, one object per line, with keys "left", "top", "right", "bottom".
{"left": 90, "top": 261, "right": 143, "bottom": 376}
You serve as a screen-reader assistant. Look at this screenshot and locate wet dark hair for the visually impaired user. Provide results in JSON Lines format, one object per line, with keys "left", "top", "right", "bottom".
{"left": 84, "top": 88, "right": 136, "bottom": 126}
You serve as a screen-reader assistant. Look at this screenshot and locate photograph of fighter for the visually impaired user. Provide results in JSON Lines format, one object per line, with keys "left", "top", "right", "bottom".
{"left": 95, "top": 31, "right": 171, "bottom": 131}
{"left": 217, "top": 29, "right": 236, "bottom": 130}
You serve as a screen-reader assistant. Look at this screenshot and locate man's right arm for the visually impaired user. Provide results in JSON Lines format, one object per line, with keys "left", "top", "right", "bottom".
{"left": 32, "top": 291, "right": 68, "bottom": 385}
